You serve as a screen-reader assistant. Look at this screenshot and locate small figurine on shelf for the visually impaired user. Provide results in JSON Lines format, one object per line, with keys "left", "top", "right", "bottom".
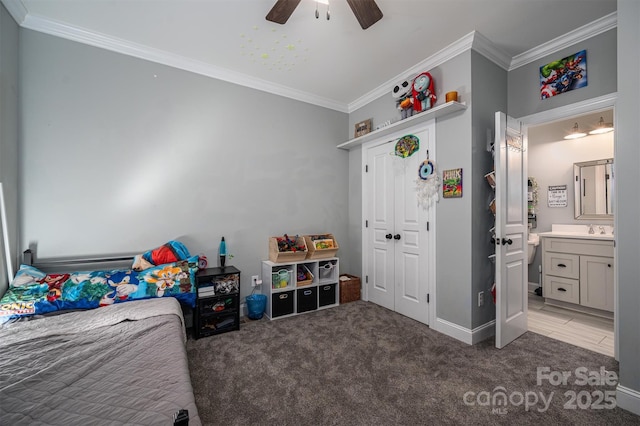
{"left": 412, "top": 72, "right": 436, "bottom": 113}
{"left": 391, "top": 79, "right": 414, "bottom": 120}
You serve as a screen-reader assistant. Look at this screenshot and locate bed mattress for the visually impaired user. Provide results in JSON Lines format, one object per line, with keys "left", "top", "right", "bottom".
{"left": 0, "top": 298, "right": 201, "bottom": 425}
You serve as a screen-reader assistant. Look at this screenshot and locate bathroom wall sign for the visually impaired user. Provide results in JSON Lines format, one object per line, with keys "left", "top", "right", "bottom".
{"left": 548, "top": 185, "right": 568, "bottom": 207}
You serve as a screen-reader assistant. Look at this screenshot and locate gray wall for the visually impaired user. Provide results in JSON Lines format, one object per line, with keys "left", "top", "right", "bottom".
{"left": 527, "top": 131, "right": 614, "bottom": 283}
{"left": 616, "top": 0, "right": 640, "bottom": 412}
{"left": 508, "top": 29, "right": 617, "bottom": 118}
{"left": 19, "top": 30, "right": 350, "bottom": 300}
{"left": 0, "top": 3, "right": 19, "bottom": 296}
{"left": 348, "top": 51, "right": 478, "bottom": 330}
{"left": 469, "top": 51, "right": 507, "bottom": 328}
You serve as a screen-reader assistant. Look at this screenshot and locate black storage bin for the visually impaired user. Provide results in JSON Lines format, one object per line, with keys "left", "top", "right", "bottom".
{"left": 272, "top": 290, "right": 294, "bottom": 317}
{"left": 318, "top": 283, "right": 336, "bottom": 307}
{"left": 297, "top": 287, "right": 317, "bottom": 313}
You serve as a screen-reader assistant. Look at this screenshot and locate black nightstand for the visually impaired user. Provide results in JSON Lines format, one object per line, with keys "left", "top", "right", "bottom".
{"left": 194, "top": 266, "right": 241, "bottom": 339}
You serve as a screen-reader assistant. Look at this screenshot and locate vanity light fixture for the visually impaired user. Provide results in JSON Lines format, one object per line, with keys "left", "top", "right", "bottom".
{"left": 564, "top": 122, "right": 587, "bottom": 140}
{"left": 588, "top": 116, "right": 614, "bottom": 135}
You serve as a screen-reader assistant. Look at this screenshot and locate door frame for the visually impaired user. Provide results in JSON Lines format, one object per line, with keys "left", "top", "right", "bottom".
{"left": 518, "top": 92, "right": 617, "bottom": 359}
{"left": 361, "top": 119, "right": 437, "bottom": 326}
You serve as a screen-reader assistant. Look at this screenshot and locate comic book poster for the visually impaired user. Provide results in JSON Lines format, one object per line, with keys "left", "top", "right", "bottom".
{"left": 443, "top": 168, "right": 462, "bottom": 198}
{"left": 540, "top": 50, "right": 587, "bottom": 99}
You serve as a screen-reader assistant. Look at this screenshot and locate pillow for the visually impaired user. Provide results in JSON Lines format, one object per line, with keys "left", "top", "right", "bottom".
{"left": 10, "top": 264, "right": 47, "bottom": 288}
{"left": 132, "top": 240, "right": 191, "bottom": 271}
{"left": 139, "top": 255, "right": 199, "bottom": 305}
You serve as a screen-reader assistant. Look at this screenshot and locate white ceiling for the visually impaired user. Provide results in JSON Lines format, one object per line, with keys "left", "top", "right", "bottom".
{"left": 5, "top": 0, "right": 617, "bottom": 111}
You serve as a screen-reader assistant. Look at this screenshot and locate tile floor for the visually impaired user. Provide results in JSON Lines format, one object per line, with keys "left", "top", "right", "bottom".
{"left": 528, "top": 293, "right": 614, "bottom": 357}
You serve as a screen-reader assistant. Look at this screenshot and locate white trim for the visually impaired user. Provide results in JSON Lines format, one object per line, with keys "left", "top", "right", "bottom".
{"left": 471, "top": 31, "right": 512, "bottom": 70}
{"left": 518, "top": 93, "right": 617, "bottom": 126}
{"left": 616, "top": 385, "right": 640, "bottom": 416}
{"left": 510, "top": 12, "right": 617, "bottom": 70}
{"left": 433, "top": 317, "right": 496, "bottom": 345}
{"left": 1, "top": 0, "right": 28, "bottom": 25}
{"left": 20, "top": 14, "right": 349, "bottom": 113}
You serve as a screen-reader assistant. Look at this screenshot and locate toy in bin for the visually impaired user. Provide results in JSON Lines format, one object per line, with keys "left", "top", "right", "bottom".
{"left": 272, "top": 269, "right": 290, "bottom": 289}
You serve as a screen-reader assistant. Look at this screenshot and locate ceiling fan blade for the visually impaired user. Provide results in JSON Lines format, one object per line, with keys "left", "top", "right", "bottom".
{"left": 266, "top": 0, "right": 302, "bottom": 24}
{"left": 346, "top": 0, "right": 383, "bottom": 30}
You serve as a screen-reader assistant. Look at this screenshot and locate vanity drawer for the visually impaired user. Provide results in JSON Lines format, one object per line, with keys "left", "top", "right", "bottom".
{"left": 544, "top": 238, "right": 613, "bottom": 257}
{"left": 544, "top": 275, "right": 580, "bottom": 304}
{"left": 543, "top": 252, "right": 580, "bottom": 279}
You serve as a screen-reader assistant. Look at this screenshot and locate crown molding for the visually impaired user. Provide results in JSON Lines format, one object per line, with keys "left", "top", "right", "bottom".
{"left": 509, "top": 11, "right": 617, "bottom": 70}
{"left": 19, "top": 13, "right": 349, "bottom": 113}
{"left": 348, "top": 31, "right": 476, "bottom": 113}
{"left": 1, "top": 0, "right": 28, "bottom": 25}
{"left": 471, "top": 31, "right": 512, "bottom": 70}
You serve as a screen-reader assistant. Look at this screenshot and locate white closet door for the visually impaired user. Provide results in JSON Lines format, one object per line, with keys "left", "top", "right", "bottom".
{"left": 393, "top": 135, "right": 430, "bottom": 324}
{"left": 366, "top": 141, "right": 395, "bottom": 311}
{"left": 364, "top": 125, "right": 433, "bottom": 325}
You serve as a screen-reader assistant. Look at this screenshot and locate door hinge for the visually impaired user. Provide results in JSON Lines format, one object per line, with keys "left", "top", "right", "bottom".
{"left": 365, "top": 164, "right": 368, "bottom": 173}
{"left": 365, "top": 275, "right": 368, "bottom": 283}
{"left": 427, "top": 293, "right": 430, "bottom": 303}
{"left": 365, "top": 220, "right": 368, "bottom": 228}
{"left": 426, "top": 221, "right": 430, "bottom": 231}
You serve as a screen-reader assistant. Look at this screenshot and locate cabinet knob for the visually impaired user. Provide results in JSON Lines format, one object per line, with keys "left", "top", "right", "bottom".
{"left": 608, "top": 264, "right": 612, "bottom": 268}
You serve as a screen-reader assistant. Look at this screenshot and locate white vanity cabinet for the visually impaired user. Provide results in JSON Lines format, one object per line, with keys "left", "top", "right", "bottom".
{"left": 542, "top": 237, "right": 614, "bottom": 313}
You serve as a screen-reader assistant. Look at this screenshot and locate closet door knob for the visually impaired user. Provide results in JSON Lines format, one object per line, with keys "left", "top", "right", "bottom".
{"left": 394, "top": 234, "right": 401, "bottom": 240}
{"left": 385, "top": 233, "right": 393, "bottom": 239}
{"left": 501, "top": 238, "right": 513, "bottom": 245}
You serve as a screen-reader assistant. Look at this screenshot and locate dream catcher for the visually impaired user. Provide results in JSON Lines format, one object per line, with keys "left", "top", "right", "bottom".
{"left": 415, "top": 150, "right": 441, "bottom": 209}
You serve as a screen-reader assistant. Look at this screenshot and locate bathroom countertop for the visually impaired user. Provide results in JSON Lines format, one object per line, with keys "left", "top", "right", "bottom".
{"left": 538, "top": 224, "right": 614, "bottom": 241}
{"left": 538, "top": 231, "right": 614, "bottom": 241}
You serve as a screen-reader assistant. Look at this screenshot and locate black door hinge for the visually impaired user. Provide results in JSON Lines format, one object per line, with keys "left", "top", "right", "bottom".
{"left": 365, "top": 165, "right": 368, "bottom": 173}
{"left": 427, "top": 294, "right": 430, "bottom": 303}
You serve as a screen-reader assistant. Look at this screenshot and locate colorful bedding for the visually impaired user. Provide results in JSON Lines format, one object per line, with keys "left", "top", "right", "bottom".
{"left": 0, "top": 255, "right": 200, "bottom": 323}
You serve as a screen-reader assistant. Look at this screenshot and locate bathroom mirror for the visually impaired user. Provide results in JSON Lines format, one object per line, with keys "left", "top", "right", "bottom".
{"left": 574, "top": 158, "right": 614, "bottom": 219}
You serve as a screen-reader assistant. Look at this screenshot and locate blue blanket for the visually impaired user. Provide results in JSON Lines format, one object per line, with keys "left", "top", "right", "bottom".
{"left": 0, "top": 255, "right": 200, "bottom": 323}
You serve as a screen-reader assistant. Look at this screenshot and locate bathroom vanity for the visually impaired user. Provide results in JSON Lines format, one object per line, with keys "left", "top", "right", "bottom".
{"left": 540, "top": 225, "right": 614, "bottom": 316}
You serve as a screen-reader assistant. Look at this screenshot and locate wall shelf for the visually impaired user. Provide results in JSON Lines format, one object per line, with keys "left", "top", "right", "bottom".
{"left": 337, "top": 101, "right": 467, "bottom": 150}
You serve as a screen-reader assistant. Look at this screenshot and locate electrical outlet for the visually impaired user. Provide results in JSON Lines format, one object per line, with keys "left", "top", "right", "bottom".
{"left": 251, "top": 275, "right": 260, "bottom": 287}
{"left": 478, "top": 291, "right": 484, "bottom": 307}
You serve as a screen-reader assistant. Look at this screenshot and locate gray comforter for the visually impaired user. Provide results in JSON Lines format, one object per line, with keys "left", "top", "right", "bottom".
{"left": 0, "top": 298, "right": 201, "bottom": 425}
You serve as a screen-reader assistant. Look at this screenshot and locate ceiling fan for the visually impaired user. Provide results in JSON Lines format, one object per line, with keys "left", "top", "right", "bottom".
{"left": 266, "top": 0, "right": 383, "bottom": 30}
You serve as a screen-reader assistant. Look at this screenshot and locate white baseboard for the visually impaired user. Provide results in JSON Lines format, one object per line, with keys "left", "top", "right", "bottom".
{"left": 434, "top": 317, "right": 495, "bottom": 345}
{"left": 617, "top": 385, "right": 640, "bottom": 415}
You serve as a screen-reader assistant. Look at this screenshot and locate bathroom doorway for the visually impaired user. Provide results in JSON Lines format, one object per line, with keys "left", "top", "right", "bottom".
{"left": 520, "top": 96, "right": 616, "bottom": 358}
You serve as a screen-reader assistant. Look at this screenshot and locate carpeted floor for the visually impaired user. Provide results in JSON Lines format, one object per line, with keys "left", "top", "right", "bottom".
{"left": 186, "top": 301, "right": 640, "bottom": 425}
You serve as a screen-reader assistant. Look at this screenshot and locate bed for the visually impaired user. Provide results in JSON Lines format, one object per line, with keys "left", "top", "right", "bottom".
{"left": 0, "top": 243, "right": 203, "bottom": 425}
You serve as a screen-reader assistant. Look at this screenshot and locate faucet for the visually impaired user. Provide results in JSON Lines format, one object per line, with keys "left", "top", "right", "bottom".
{"left": 599, "top": 226, "right": 606, "bottom": 235}
{"left": 588, "top": 224, "right": 595, "bottom": 234}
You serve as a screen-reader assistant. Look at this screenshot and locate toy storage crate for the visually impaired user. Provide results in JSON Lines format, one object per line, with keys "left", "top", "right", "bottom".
{"left": 304, "top": 234, "right": 339, "bottom": 259}
{"left": 268, "top": 236, "right": 308, "bottom": 263}
{"left": 339, "top": 274, "right": 361, "bottom": 304}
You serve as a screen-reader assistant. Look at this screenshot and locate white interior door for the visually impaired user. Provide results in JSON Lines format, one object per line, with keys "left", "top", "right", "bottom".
{"left": 495, "top": 111, "right": 528, "bottom": 349}
{"left": 393, "top": 147, "right": 429, "bottom": 324}
{"left": 364, "top": 126, "right": 433, "bottom": 325}
{"left": 366, "top": 142, "right": 395, "bottom": 311}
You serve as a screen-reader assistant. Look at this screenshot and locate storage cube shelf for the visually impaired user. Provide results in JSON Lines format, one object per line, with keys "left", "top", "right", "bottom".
{"left": 261, "top": 258, "right": 340, "bottom": 320}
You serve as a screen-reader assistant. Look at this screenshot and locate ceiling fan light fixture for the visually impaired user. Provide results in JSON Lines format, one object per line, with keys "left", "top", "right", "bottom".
{"left": 588, "top": 116, "right": 614, "bottom": 135}
{"left": 564, "top": 122, "right": 587, "bottom": 140}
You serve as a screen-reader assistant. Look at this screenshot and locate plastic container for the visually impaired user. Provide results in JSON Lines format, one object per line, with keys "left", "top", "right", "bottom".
{"left": 246, "top": 294, "right": 267, "bottom": 320}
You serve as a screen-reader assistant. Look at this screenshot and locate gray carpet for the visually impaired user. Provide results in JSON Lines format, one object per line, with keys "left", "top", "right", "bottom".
{"left": 186, "top": 301, "right": 639, "bottom": 425}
